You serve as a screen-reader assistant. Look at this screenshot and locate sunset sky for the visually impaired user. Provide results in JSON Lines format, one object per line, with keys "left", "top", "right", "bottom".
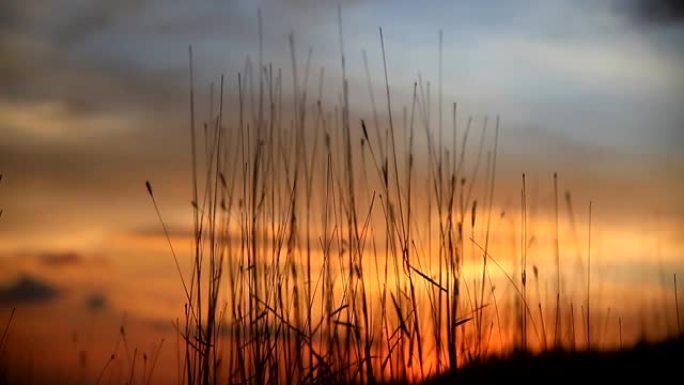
{"left": 1, "top": 0, "right": 683, "bottom": 382}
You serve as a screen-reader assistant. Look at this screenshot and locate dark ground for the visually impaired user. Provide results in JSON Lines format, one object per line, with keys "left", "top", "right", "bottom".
{"left": 418, "top": 337, "right": 684, "bottom": 384}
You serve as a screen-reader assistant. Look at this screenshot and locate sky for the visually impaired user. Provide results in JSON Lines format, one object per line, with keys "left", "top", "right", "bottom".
{"left": 0, "top": 0, "right": 683, "bottom": 382}
{"left": 1, "top": 0, "right": 683, "bottom": 246}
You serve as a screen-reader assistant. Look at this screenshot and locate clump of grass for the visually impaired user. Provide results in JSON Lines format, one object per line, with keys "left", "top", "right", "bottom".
{"left": 138, "top": 9, "right": 675, "bottom": 385}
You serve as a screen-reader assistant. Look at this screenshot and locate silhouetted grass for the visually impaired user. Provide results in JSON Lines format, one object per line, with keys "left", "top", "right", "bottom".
{"left": 139, "top": 10, "right": 683, "bottom": 384}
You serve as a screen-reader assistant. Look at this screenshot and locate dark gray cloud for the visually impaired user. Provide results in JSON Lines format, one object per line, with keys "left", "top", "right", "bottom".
{"left": 620, "top": 0, "right": 684, "bottom": 25}
{"left": 54, "top": 0, "right": 147, "bottom": 46}
{"left": 0, "top": 274, "right": 59, "bottom": 305}
{"left": 0, "top": 1, "right": 29, "bottom": 32}
{"left": 0, "top": 0, "right": 148, "bottom": 44}
{"left": 0, "top": 0, "right": 186, "bottom": 118}
{"left": 0, "top": 40, "right": 186, "bottom": 118}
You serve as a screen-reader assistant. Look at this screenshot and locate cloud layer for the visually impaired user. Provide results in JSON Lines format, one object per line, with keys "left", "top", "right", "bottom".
{"left": 0, "top": 0, "right": 682, "bottom": 276}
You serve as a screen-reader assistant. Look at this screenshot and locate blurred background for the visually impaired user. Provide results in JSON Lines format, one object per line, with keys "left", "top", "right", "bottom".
{"left": 1, "top": 0, "right": 682, "bottom": 382}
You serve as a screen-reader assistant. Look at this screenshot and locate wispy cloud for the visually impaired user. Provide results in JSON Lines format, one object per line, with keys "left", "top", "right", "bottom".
{"left": 38, "top": 251, "right": 82, "bottom": 267}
